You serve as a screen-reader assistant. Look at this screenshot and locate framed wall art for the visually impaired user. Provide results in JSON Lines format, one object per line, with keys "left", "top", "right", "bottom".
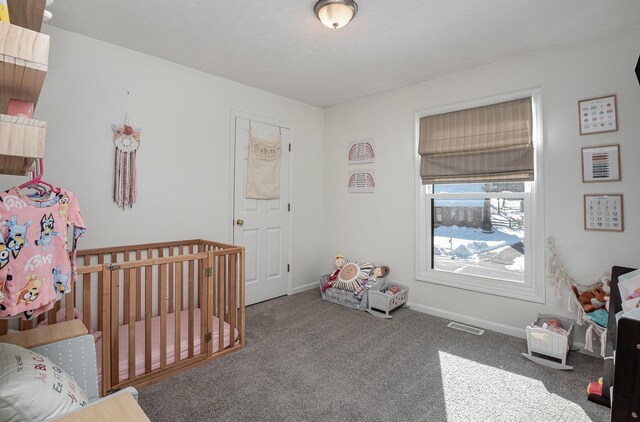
{"left": 348, "top": 168, "right": 375, "bottom": 193}
{"left": 578, "top": 95, "right": 618, "bottom": 135}
{"left": 581, "top": 144, "right": 621, "bottom": 182}
{"left": 584, "top": 194, "right": 623, "bottom": 232}
{"left": 348, "top": 139, "right": 375, "bottom": 164}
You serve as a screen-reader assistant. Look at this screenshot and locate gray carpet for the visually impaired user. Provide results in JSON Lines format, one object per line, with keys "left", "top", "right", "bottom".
{"left": 138, "top": 290, "right": 610, "bottom": 422}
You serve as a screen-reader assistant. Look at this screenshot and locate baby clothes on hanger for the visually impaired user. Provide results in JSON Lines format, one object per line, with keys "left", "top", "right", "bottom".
{"left": 0, "top": 187, "right": 86, "bottom": 320}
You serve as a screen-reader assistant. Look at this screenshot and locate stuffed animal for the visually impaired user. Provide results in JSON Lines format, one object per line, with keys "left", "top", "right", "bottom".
{"left": 571, "top": 285, "right": 608, "bottom": 313}
{"left": 370, "top": 266, "right": 390, "bottom": 281}
{"left": 322, "top": 255, "right": 345, "bottom": 292}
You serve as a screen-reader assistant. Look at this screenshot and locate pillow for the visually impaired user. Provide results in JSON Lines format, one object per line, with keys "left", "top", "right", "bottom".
{"left": 332, "top": 260, "right": 374, "bottom": 291}
{"left": 0, "top": 342, "right": 88, "bottom": 421}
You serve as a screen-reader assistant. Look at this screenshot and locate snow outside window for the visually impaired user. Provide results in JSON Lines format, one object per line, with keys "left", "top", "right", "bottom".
{"left": 415, "top": 88, "right": 544, "bottom": 303}
{"left": 430, "top": 183, "right": 527, "bottom": 283}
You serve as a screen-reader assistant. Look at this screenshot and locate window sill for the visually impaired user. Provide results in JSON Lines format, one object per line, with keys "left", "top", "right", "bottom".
{"left": 415, "top": 270, "right": 545, "bottom": 303}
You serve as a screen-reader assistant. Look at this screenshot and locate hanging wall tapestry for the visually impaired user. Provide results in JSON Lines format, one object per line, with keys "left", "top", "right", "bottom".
{"left": 246, "top": 131, "right": 282, "bottom": 199}
{"left": 111, "top": 116, "right": 141, "bottom": 209}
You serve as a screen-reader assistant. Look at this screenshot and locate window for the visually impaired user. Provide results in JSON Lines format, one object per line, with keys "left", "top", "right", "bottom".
{"left": 435, "top": 208, "right": 442, "bottom": 223}
{"left": 415, "top": 90, "right": 544, "bottom": 303}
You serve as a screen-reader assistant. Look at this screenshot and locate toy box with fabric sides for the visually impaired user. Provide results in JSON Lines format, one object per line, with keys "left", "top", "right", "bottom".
{"left": 319, "top": 273, "right": 383, "bottom": 311}
{"left": 522, "top": 314, "right": 576, "bottom": 370}
{"left": 366, "top": 281, "right": 409, "bottom": 319}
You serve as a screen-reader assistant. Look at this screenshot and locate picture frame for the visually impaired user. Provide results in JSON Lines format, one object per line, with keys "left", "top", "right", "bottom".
{"left": 578, "top": 95, "right": 618, "bottom": 135}
{"left": 581, "top": 144, "right": 621, "bottom": 182}
{"left": 348, "top": 168, "right": 375, "bottom": 193}
{"left": 348, "top": 139, "right": 375, "bottom": 164}
{"left": 584, "top": 194, "right": 623, "bottom": 232}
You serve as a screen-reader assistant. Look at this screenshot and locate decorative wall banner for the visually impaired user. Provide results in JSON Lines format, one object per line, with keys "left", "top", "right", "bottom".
{"left": 112, "top": 116, "right": 141, "bottom": 209}
{"left": 348, "top": 168, "right": 375, "bottom": 193}
{"left": 348, "top": 139, "right": 375, "bottom": 164}
{"left": 584, "top": 194, "right": 623, "bottom": 232}
{"left": 581, "top": 144, "right": 621, "bottom": 182}
{"left": 578, "top": 95, "right": 618, "bottom": 135}
{"left": 246, "top": 131, "right": 282, "bottom": 199}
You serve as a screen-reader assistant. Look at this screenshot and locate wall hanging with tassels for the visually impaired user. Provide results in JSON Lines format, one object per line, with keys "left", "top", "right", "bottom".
{"left": 111, "top": 116, "right": 141, "bottom": 209}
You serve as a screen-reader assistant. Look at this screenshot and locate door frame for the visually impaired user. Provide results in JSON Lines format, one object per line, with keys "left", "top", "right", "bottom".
{"left": 228, "top": 110, "right": 294, "bottom": 296}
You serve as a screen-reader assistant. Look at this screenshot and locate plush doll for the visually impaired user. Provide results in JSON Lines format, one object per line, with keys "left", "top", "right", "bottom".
{"left": 322, "top": 255, "right": 345, "bottom": 292}
{"left": 571, "top": 285, "right": 608, "bottom": 313}
{"left": 370, "top": 266, "right": 390, "bottom": 281}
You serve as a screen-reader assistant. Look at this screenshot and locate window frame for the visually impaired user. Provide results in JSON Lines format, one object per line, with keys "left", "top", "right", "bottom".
{"left": 414, "top": 88, "right": 545, "bottom": 303}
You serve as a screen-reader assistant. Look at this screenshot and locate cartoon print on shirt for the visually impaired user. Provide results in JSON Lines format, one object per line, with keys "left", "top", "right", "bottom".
{"left": 34, "top": 214, "right": 61, "bottom": 252}
{"left": 5, "top": 216, "right": 32, "bottom": 259}
{"left": 52, "top": 266, "right": 71, "bottom": 294}
{"left": 58, "top": 194, "right": 69, "bottom": 219}
{"left": 16, "top": 275, "right": 42, "bottom": 305}
{"left": 0, "top": 233, "right": 9, "bottom": 270}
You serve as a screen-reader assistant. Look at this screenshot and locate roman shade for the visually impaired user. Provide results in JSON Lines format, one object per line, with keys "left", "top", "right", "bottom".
{"left": 419, "top": 97, "right": 534, "bottom": 184}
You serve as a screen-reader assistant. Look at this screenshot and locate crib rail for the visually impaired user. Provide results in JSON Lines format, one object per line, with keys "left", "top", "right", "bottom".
{"left": 0, "top": 239, "right": 245, "bottom": 396}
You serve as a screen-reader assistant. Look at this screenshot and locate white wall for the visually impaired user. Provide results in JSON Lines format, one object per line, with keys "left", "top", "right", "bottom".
{"left": 323, "top": 26, "right": 640, "bottom": 336}
{"left": 0, "top": 26, "right": 325, "bottom": 291}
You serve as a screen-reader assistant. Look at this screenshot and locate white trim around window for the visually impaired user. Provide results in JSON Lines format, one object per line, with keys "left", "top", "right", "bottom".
{"left": 414, "top": 88, "right": 545, "bottom": 303}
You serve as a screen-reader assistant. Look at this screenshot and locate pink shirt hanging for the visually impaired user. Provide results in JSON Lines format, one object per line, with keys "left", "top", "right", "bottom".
{"left": 0, "top": 187, "right": 86, "bottom": 320}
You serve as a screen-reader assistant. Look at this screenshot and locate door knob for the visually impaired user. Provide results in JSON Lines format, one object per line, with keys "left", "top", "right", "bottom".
{"left": 236, "top": 219, "right": 244, "bottom": 226}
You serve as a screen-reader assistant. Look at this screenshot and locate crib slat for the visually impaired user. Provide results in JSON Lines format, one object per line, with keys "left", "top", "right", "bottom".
{"left": 207, "top": 253, "right": 214, "bottom": 355}
{"left": 101, "top": 267, "right": 111, "bottom": 396}
{"left": 0, "top": 320, "right": 7, "bottom": 336}
{"left": 98, "top": 255, "right": 104, "bottom": 332}
{"left": 229, "top": 252, "right": 237, "bottom": 346}
{"left": 136, "top": 250, "right": 142, "bottom": 322}
{"left": 218, "top": 255, "right": 225, "bottom": 354}
{"left": 20, "top": 319, "right": 34, "bottom": 331}
{"left": 188, "top": 258, "right": 194, "bottom": 358}
{"left": 48, "top": 306, "right": 57, "bottom": 325}
{"left": 144, "top": 265, "right": 152, "bottom": 374}
{"left": 83, "top": 255, "right": 91, "bottom": 330}
{"left": 128, "top": 268, "right": 136, "bottom": 380}
{"left": 239, "top": 249, "right": 245, "bottom": 346}
{"left": 175, "top": 261, "right": 182, "bottom": 365}
{"left": 123, "top": 252, "right": 130, "bottom": 325}
{"left": 66, "top": 275, "right": 75, "bottom": 322}
{"left": 200, "top": 257, "right": 207, "bottom": 354}
{"left": 160, "top": 263, "right": 167, "bottom": 369}
{"left": 197, "top": 244, "right": 203, "bottom": 311}
{"left": 110, "top": 269, "right": 120, "bottom": 387}
{"left": 168, "top": 247, "right": 174, "bottom": 314}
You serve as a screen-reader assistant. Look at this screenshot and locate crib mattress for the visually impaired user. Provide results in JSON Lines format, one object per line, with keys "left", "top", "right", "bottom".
{"left": 96, "top": 308, "right": 238, "bottom": 384}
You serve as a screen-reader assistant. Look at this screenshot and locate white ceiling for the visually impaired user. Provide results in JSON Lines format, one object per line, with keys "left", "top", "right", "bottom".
{"left": 48, "top": 0, "right": 640, "bottom": 108}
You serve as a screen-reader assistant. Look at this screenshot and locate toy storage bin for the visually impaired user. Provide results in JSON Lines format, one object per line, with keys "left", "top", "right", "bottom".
{"left": 366, "top": 281, "right": 409, "bottom": 319}
{"left": 522, "top": 314, "right": 575, "bottom": 370}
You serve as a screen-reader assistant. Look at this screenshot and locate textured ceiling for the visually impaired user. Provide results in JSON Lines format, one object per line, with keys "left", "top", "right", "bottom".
{"left": 48, "top": 0, "right": 640, "bottom": 107}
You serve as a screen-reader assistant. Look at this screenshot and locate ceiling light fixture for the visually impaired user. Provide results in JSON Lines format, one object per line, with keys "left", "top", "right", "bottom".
{"left": 314, "top": 0, "right": 358, "bottom": 29}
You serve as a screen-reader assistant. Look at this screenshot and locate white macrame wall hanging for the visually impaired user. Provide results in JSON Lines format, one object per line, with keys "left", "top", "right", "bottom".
{"left": 111, "top": 116, "right": 141, "bottom": 209}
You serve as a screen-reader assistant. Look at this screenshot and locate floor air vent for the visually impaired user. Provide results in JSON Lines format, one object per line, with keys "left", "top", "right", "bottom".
{"left": 447, "top": 321, "right": 484, "bottom": 336}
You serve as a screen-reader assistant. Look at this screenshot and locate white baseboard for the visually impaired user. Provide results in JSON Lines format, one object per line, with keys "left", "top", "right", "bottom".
{"left": 291, "top": 281, "right": 318, "bottom": 295}
{"left": 407, "top": 301, "right": 605, "bottom": 359}
{"left": 407, "top": 301, "right": 526, "bottom": 339}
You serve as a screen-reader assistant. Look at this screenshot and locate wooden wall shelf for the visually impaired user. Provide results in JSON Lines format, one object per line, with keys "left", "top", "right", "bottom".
{"left": 0, "top": 114, "right": 46, "bottom": 174}
{"left": 0, "top": 21, "right": 49, "bottom": 114}
{"left": 7, "top": 0, "right": 47, "bottom": 33}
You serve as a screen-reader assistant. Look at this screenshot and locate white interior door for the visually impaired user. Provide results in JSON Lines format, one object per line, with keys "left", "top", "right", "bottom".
{"left": 233, "top": 117, "right": 290, "bottom": 305}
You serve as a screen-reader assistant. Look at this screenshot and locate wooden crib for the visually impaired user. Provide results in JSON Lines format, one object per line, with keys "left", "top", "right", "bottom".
{"left": 0, "top": 239, "right": 245, "bottom": 396}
